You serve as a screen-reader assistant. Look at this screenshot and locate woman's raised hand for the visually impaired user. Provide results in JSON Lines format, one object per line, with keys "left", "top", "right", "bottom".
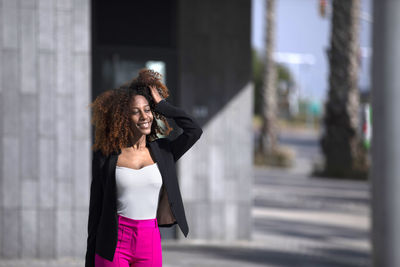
{"left": 148, "top": 85, "right": 164, "bottom": 104}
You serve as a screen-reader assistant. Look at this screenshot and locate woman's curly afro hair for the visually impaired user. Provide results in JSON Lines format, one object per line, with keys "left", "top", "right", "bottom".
{"left": 89, "top": 69, "right": 174, "bottom": 156}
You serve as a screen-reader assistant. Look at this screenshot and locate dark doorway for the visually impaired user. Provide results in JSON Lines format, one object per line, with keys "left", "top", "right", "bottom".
{"left": 91, "top": 0, "right": 178, "bottom": 239}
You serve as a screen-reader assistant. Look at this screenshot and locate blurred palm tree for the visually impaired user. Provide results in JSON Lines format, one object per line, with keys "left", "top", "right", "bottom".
{"left": 259, "top": 0, "right": 278, "bottom": 155}
{"left": 320, "top": 0, "right": 367, "bottom": 178}
{"left": 253, "top": 49, "right": 293, "bottom": 118}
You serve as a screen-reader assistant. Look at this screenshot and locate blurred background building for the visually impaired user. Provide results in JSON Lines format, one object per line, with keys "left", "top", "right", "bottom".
{"left": 0, "top": 0, "right": 253, "bottom": 260}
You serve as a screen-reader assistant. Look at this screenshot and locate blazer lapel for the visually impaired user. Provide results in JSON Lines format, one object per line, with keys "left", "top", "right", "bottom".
{"left": 107, "top": 152, "right": 119, "bottom": 200}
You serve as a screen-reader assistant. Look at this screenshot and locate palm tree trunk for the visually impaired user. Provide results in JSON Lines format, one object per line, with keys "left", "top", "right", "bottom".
{"left": 259, "top": 0, "right": 278, "bottom": 155}
{"left": 321, "top": 0, "right": 363, "bottom": 177}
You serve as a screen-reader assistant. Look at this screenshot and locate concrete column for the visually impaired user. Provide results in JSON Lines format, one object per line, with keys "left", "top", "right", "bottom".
{"left": 0, "top": 0, "right": 91, "bottom": 259}
{"left": 371, "top": 0, "right": 400, "bottom": 266}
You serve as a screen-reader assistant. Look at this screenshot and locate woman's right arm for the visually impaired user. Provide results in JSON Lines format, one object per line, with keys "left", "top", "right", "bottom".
{"left": 85, "top": 150, "right": 104, "bottom": 267}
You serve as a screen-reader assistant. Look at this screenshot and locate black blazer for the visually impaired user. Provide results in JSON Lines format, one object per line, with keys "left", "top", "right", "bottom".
{"left": 85, "top": 99, "right": 203, "bottom": 267}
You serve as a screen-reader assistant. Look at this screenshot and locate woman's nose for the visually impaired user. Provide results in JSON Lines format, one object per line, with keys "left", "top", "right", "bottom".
{"left": 140, "top": 111, "right": 148, "bottom": 119}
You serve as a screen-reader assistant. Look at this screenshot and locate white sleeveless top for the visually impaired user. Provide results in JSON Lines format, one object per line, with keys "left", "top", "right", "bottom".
{"left": 115, "top": 162, "right": 163, "bottom": 220}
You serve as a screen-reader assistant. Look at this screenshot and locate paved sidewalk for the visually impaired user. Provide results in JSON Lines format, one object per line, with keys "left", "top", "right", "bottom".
{"left": 0, "top": 167, "right": 371, "bottom": 267}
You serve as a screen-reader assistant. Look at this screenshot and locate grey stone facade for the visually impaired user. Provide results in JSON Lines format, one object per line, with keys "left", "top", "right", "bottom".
{"left": 0, "top": 0, "right": 91, "bottom": 259}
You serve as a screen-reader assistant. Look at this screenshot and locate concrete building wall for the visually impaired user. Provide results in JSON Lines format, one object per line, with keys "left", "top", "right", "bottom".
{"left": 177, "top": 0, "right": 253, "bottom": 241}
{"left": 0, "top": 0, "right": 91, "bottom": 259}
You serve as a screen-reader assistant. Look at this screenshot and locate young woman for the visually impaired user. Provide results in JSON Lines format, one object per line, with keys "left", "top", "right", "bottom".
{"left": 85, "top": 69, "right": 203, "bottom": 267}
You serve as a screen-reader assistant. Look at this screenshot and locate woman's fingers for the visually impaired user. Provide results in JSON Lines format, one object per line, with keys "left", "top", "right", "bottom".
{"left": 149, "top": 85, "right": 157, "bottom": 97}
{"left": 149, "top": 85, "right": 163, "bottom": 103}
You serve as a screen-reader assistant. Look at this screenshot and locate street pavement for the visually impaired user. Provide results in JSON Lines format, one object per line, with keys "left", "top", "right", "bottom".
{"left": 0, "top": 129, "right": 371, "bottom": 266}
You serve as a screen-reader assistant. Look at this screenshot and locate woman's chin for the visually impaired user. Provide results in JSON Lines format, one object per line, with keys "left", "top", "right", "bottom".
{"left": 139, "top": 128, "right": 152, "bottom": 135}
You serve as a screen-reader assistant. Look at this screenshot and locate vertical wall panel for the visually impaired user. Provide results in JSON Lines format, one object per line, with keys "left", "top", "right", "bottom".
{"left": 38, "top": 52, "right": 55, "bottom": 138}
{"left": 38, "top": 209, "right": 55, "bottom": 258}
{"left": 56, "top": 10, "right": 72, "bottom": 95}
{"left": 38, "top": 0, "right": 55, "bottom": 51}
{"left": 55, "top": 95, "right": 72, "bottom": 182}
{"left": 39, "top": 138, "right": 56, "bottom": 208}
{"left": 2, "top": 51, "right": 20, "bottom": 136}
{"left": 21, "top": 209, "right": 37, "bottom": 257}
{"left": 0, "top": 4, "right": 2, "bottom": 256}
{"left": 21, "top": 95, "right": 38, "bottom": 181}
{"left": 0, "top": 4, "right": 2, "bottom": 95}
{"left": 73, "top": 0, "right": 89, "bottom": 53}
{"left": 56, "top": 210, "right": 72, "bottom": 257}
{"left": 72, "top": 210, "right": 87, "bottom": 257}
{"left": 2, "top": 4, "right": 18, "bottom": 49}
{"left": 73, "top": 54, "right": 90, "bottom": 139}
{"left": 2, "top": 209, "right": 20, "bottom": 258}
{"left": 72, "top": 139, "right": 90, "bottom": 209}
{"left": 2, "top": 137, "right": 20, "bottom": 208}
{"left": 20, "top": 7, "right": 37, "bottom": 94}
{"left": 22, "top": 180, "right": 38, "bottom": 208}
{"left": 0, "top": 207, "right": 2, "bottom": 257}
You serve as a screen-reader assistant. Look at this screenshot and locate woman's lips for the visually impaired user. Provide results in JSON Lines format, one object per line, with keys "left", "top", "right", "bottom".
{"left": 137, "top": 121, "right": 151, "bottom": 129}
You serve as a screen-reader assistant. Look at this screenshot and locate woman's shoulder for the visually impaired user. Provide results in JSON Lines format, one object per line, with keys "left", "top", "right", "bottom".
{"left": 93, "top": 148, "right": 105, "bottom": 157}
{"left": 92, "top": 149, "right": 108, "bottom": 167}
{"left": 151, "top": 137, "right": 172, "bottom": 152}
{"left": 154, "top": 137, "right": 171, "bottom": 146}
{"left": 155, "top": 137, "right": 169, "bottom": 143}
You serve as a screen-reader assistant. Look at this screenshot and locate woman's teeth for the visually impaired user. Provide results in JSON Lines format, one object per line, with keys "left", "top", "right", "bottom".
{"left": 138, "top": 122, "right": 150, "bottom": 129}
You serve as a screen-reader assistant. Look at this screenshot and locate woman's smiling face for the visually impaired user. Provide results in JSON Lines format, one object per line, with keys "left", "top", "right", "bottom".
{"left": 130, "top": 94, "right": 153, "bottom": 136}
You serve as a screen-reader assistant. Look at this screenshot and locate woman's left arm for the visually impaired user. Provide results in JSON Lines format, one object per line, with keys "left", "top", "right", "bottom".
{"left": 154, "top": 99, "right": 203, "bottom": 162}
